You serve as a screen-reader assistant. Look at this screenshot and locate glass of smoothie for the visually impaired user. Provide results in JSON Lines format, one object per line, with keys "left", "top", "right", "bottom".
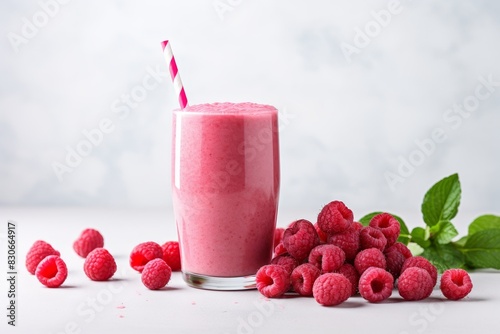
{"left": 172, "top": 102, "right": 280, "bottom": 290}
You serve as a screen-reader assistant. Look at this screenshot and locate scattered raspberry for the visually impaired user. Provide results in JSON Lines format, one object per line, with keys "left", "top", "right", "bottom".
{"left": 354, "top": 248, "right": 387, "bottom": 275}
{"left": 440, "top": 269, "right": 473, "bottom": 300}
{"left": 84, "top": 248, "right": 117, "bottom": 281}
{"left": 317, "top": 200, "right": 354, "bottom": 234}
{"left": 314, "top": 223, "right": 328, "bottom": 243}
{"left": 308, "top": 244, "right": 345, "bottom": 273}
{"left": 282, "top": 219, "right": 320, "bottom": 261}
{"left": 35, "top": 255, "right": 68, "bottom": 288}
{"left": 291, "top": 263, "right": 321, "bottom": 296}
{"left": 26, "top": 240, "right": 60, "bottom": 275}
{"left": 130, "top": 241, "right": 163, "bottom": 272}
{"left": 401, "top": 256, "right": 438, "bottom": 287}
{"left": 359, "top": 226, "right": 387, "bottom": 251}
{"left": 256, "top": 264, "right": 290, "bottom": 298}
{"left": 73, "top": 228, "right": 104, "bottom": 258}
{"left": 384, "top": 242, "right": 412, "bottom": 278}
{"left": 398, "top": 267, "right": 434, "bottom": 301}
{"left": 336, "top": 263, "right": 359, "bottom": 296}
{"left": 141, "top": 258, "right": 172, "bottom": 290}
{"left": 327, "top": 226, "right": 360, "bottom": 261}
{"left": 274, "top": 227, "right": 285, "bottom": 248}
{"left": 369, "top": 213, "right": 401, "bottom": 247}
{"left": 312, "top": 273, "right": 352, "bottom": 306}
{"left": 161, "top": 241, "right": 181, "bottom": 271}
{"left": 270, "top": 254, "right": 299, "bottom": 274}
{"left": 358, "top": 267, "right": 393, "bottom": 303}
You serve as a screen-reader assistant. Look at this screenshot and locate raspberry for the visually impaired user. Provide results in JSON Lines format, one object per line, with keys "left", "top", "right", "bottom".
{"left": 389, "top": 242, "right": 413, "bottom": 259}
{"left": 73, "top": 228, "right": 104, "bottom": 258}
{"left": 312, "top": 273, "right": 352, "bottom": 306}
{"left": 84, "top": 248, "right": 117, "bottom": 281}
{"left": 290, "top": 263, "right": 321, "bottom": 297}
{"left": 352, "top": 221, "right": 363, "bottom": 232}
{"left": 358, "top": 267, "right": 393, "bottom": 303}
{"left": 282, "top": 219, "right": 320, "bottom": 261}
{"left": 161, "top": 241, "right": 181, "bottom": 271}
{"left": 398, "top": 267, "right": 434, "bottom": 301}
{"left": 440, "top": 269, "right": 473, "bottom": 300}
{"left": 26, "top": 240, "right": 60, "bottom": 275}
{"left": 141, "top": 258, "right": 172, "bottom": 290}
{"left": 256, "top": 264, "right": 290, "bottom": 298}
{"left": 336, "top": 263, "right": 359, "bottom": 296}
{"left": 274, "top": 242, "right": 287, "bottom": 257}
{"left": 354, "top": 248, "right": 386, "bottom": 275}
{"left": 314, "top": 223, "right": 328, "bottom": 243}
{"left": 274, "top": 227, "right": 285, "bottom": 248}
{"left": 270, "top": 254, "right": 299, "bottom": 274}
{"left": 130, "top": 241, "right": 163, "bottom": 272}
{"left": 384, "top": 242, "right": 412, "bottom": 278}
{"left": 369, "top": 213, "right": 400, "bottom": 247}
{"left": 359, "top": 226, "right": 387, "bottom": 251}
{"left": 327, "top": 225, "right": 360, "bottom": 261}
{"left": 35, "top": 255, "right": 67, "bottom": 288}
{"left": 308, "top": 244, "right": 345, "bottom": 273}
{"left": 401, "top": 256, "right": 438, "bottom": 287}
{"left": 384, "top": 248, "right": 406, "bottom": 278}
{"left": 317, "top": 200, "right": 354, "bottom": 234}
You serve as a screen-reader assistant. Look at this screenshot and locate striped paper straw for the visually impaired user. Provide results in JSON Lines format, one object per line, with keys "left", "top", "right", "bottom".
{"left": 161, "top": 40, "right": 189, "bottom": 109}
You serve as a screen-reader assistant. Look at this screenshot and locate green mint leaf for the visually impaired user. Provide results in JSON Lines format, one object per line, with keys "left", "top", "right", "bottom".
{"left": 397, "top": 234, "right": 411, "bottom": 245}
{"left": 396, "top": 219, "right": 411, "bottom": 245}
{"left": 358, "top": 212, "right": 379, "bottom": 226}
{"left": 421, "top": 173, "right": 461, "bottom": 227}
{"left": 468, "top": 214, "right": 500, "bottom": 236}
{"left": 429, "top": 220, "right": 459, "bottom": 244}
{"left": 453, "top": 235, "right": 468, "bottom": 248}
{"left": 407, "top": 242, "right": 424, "bottom": 256}
{"left": 462, "top": 229, "right": 500, "bottom": 269}
{"left": 358, "top": 212, "right": 410, "bottom": 245}
{"left": 421, "top": 243, "right": 465, "bottom": 273}
{"left": 410, "top": 226, "right": 431, "bottom": 248}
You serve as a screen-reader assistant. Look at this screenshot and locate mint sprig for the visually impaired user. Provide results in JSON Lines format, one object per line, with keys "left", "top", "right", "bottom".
{"left": 361, "top": 173, "right": 500, "bottom": 272}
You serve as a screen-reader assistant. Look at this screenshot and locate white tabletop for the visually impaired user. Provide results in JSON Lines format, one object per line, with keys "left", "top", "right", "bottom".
{"left": 1, "top": 206, "right": 499, "bottom": 334}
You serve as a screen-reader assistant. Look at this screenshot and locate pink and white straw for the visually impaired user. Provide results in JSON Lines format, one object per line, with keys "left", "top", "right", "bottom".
{"left": 161, "top": 40, "right": 189, "bottom": 109}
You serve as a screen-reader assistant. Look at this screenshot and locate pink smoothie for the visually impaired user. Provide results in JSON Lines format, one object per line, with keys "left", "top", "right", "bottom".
{"left": 172, "top": 102, "right": 280, "bottom": 277}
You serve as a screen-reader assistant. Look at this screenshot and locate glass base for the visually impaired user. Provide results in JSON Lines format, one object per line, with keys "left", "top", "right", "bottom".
{"left": 182, "top": 271, "right": 257, "bottom": 290}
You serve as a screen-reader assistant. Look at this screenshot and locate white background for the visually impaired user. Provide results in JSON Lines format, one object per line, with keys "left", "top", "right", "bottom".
{"left": 1, "top": 0, "right": 500, "bottom": 232}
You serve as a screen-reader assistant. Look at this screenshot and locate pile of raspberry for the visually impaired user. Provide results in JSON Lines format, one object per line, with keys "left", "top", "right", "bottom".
{"left": 257, "top": 201, "right": 473, "bottom": 306}
{"left": 26, "top": 228, "right": 181, "bottom": 291}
